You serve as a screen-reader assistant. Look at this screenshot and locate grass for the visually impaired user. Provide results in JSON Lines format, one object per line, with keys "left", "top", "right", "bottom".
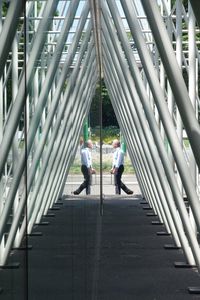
{"left": 68, "top": 153, "right": 135, "bottom": 175}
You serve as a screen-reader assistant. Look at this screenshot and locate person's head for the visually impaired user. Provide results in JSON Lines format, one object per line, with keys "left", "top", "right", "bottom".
{"left": 86, "top": 139, "right": 93, "bottom": 149}
{"left": 112, "top": 139, "right": 120, "bottom": 149}
{"left": 80, "top": 137, "right": 84, "bottom": 146}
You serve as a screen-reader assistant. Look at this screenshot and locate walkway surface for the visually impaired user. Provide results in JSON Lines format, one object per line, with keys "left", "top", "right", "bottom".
{"left": 64, "top": 174, "right": 140, "bottom": 195}
{"left": 1, "top": 195, "right": 200, "bottom": 299}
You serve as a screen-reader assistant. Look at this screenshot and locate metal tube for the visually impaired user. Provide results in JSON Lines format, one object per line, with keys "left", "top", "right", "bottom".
{"left": 103, "top": 67, "right": 163, "bottom": 217}
{"left": 32, "top": 54, "right": 96, "bottom": 220}
{"left": 83, "top": 120, "right": 89, "bottom": 143}
{"left": 42, "top": 59, "right": 97, "bottom": 214}
{"left": 104, "top": 70, "right": 156, "bottom": 207}
{"left": 56, "top": 83, "right": 97, "bottom": 200}
{"left": 102, "top": 44, "right": 158, "bottom": 209}
{"left": 104, "top": 76, "right": 147, "bottom": 201}
{"left": 6, "top": 56, "right": 96, "bottom": 260}
{"left": 36, "top": 62, "right": 97, "bottom": 222}
{"left": 0, "top": 0, "right": 25, "bottom": 78}
{"left": 31, "top": 47, "right": 95, "bottom": 219}
{"left": 0, "top": 0, "right": 82, "bottom": 244}
{"left": 139, "top": 0, "right": 200, "bottom": 169}
{"left": 50, "top": 84, "right": 97, "bottom": 208}
{"left": 12, "top": 35, "right": 20, "bottom": 248}
{"left": 175, "top": 0, "right": 183, "bottom": 194}
{"left": 188, "top": 2, "right": 197, "bottom": 233}
{"left": 103, "top": 42, "right": 176, "bottom": 233}
{"left": 120, "top": 0, "right": 200, "bottom": 232}
{"left": 102, "top": 1, "right": 200, "bottom": 265}
{"left": 2, "top": 42, "right": 95, "bottom": 258}
{"left": 0, "top": 0, "right": 3, "bottom": 213}
{"left": 0, "top": 0, "right": 59, "bottom": 178}
{"left": 102, "top": 3, "right": 175, "bottom": 216}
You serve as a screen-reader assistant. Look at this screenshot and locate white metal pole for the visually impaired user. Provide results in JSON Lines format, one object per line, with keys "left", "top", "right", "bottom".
{"left": 188, "top": 2, "right": 197, "bottom": 233}
{"left": 139, "top": 0, "right": 200, "bottom": 170}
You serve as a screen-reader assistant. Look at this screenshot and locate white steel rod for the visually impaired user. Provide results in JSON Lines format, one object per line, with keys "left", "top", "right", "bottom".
{"left": 105, "top": 82, "right": 148, "bottom": 201}
{"left": 188, "top": 2, "right": 198, "bottom": 233}
{"left": 51, "top": 83, "right": 97, "bottom": 206}
{"left": 0, "top": 0, "right": 25, "bottom": 78}
{"left": 1, "top": 29, "right": 93, "bottom": 260}
{"left": 42, "top": 59, "right": 97, "bottom": 215}
{"left": 103, "top": 63, "right": 164, "bottom": 219}
{"left": 120, "top": 0, "right": 200, "bottom": 232}
{"left": 103, "top": 35, "right": 180, "bottom": 237}
{"left": 37, "top": 62, "right": 97, "bottom": 221}
{"left": 104, "top": 0, "right": 200, "bottom": 265}
{"left": 0, "top": 0, "right": 59, "bottom": 179}
{"left": 139, "top": 0, "right": 200, "bottom": 170}
{"left": 0, "top": 0, "right": 81, "bottom": 249}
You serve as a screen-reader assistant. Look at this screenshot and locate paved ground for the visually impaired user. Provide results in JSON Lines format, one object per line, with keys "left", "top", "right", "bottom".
{"left": 1, "top": 195, "right": 200, "bottom": 299}
{"left": 65, "top": 174, "right": 140, "bottom": 195}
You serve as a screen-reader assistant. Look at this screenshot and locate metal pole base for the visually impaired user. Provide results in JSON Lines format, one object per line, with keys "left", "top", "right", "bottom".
{"left": 157, "top": 231, "right": 171, "bottom": 236}
{"left": 12, "top": 245, "right": 33, "bottom": 250}
{"left": 54, "top": 202, "right": 63, "bottom": 206}
{"left": 44, "top": 213, "right": 55, "bottom": 217}
{"left": 174, "top": 262, "right": 196, "bottom": 268}
{"left": 151, "top": 221, "right": 163, "bottom": 225}
{"left": 142, "top": 206, "right": 152, "bottom": 210}
{"left": 188, "top": 287, "right": 200, "bottom": 294}
{"left": 146, "top": 213, "right": 157, "bottom": 217}
{"left": 0, "top": 262, "right": 20, "bottom": 269}
{"left": 164, "top": 244, "right": 181, "bottom": 250}
{"left": 49, "top": 207, "right": 60, "bottom": 211}
{"left": 35, "top": 222, "right": 49, "bottom": 226}
{"left": 27, "top": 232, "right": 43, "bottom": 236}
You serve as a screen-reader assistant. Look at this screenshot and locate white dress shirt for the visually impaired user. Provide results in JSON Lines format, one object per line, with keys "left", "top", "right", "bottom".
{"left": 81, "top": 147, "right": 92, "bottom": 168}
{"left": 112, "top": 147, "right": 124, "bottom": 168}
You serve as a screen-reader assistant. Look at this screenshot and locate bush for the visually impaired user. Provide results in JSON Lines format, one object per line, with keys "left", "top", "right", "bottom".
{"left": 91, "top": 126, "right": 120, "bottom": 144}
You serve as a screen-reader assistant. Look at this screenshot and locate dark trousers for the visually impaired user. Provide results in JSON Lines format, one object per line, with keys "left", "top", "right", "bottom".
{"left": 114, "top": 165, "right": 131, "bottom": 195}
{"left": 75, "top": 165, "right": 91, "bottom": 195}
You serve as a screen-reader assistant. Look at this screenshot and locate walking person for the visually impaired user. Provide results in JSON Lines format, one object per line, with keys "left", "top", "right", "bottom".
{"left": 73, "top": 139, "right": 95, "bottom": 195}
{"left": 111, "top": 139, "right": 133, "bottom": 195}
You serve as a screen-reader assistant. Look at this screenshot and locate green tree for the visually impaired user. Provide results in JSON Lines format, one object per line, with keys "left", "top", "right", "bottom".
{"left": 90, "top": 80, "right": 119, "bottom": 128}
{"left": 171, "top": 0, "right": 188, "bottom": 10}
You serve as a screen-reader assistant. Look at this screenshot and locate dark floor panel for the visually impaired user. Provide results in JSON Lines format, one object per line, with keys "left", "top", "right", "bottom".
{"left": 0, "top": 197, "right": 200, "bottom": 299}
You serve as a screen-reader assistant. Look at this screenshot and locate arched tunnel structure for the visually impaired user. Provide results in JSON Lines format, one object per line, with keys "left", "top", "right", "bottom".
{"left": 1, "top": 0, "right": 200, "bottom": 298}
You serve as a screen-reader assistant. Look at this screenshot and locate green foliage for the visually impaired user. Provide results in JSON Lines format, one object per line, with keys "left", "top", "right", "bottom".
{"left": 90, "top": 80, "right": 119, "bottom": 127}
{"left": 171, "top": 0, "right": 188, "bottom": 10}
{"left": 91, "top": 126, "right": 120, "bottom": 144}
{"left": 2, "top": 1, "right": 9, "bottom": 17}
{"left": 183, "top": 139, "right": 190, "bottom": 148}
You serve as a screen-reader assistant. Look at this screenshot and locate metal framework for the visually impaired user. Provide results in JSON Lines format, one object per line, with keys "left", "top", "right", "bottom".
{"left": 0, "top": 0, "right": 200, "bottom": 285}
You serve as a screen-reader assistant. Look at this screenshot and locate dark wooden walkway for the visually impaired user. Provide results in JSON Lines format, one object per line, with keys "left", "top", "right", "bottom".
{"left": 1, "top": 196, "right": 200, "bottom": 299}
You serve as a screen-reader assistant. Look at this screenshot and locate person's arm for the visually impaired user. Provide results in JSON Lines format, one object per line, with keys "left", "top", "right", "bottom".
{"left": 90, "top": 152, "right": 96, "bottom": 174}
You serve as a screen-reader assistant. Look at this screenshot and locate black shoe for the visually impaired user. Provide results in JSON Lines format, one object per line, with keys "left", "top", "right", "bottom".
{"left": 126, "top": 190, "right": 133, "bottom": 195}
{"left": 73, "top": 190, "right": 80, "bottom": 195}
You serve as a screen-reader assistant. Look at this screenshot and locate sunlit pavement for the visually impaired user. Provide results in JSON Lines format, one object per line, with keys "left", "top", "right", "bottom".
{"left": 65, "top": 174, "right": 140, "bottom": 195}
